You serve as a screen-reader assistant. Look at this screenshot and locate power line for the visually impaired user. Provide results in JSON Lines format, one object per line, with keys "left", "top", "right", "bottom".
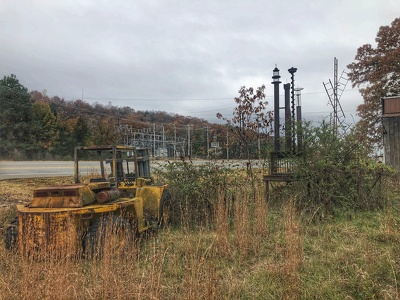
{"left": 85, "top": 97, "right": 233, "bottom": 101}
{"left": 81, "top": 88, "right": 359, "bottom": 102}
{"left": 303, "top": 110, "right": 357, "bottom": 115}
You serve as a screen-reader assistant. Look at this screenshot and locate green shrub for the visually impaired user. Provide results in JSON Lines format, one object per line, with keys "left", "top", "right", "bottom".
{"left": 292, "top": 121, "right": 397, "bottom": 216}
{"left": 153, "top": 161, "right": 236, "bottom": 227}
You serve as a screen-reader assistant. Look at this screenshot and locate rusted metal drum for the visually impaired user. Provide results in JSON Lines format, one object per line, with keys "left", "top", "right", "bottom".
{"left": 96, "top": 189, "right": 121, "bottom": 203}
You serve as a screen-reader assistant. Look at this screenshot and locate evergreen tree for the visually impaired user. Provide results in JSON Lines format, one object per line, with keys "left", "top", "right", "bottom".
{"left": 0, "top": 74, "right": 33, "bottom": 158}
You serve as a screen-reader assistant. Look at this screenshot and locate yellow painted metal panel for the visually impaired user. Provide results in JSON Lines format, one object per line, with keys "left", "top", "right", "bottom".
{"left": 136, "top": 185, "right": 166, "bottom": 219}
{"left": 18, "top": 210, "right": 85, "bottom": 258}
{"left": 15, "top": 195, "right": 150, "bottom": 255}
{"left": 30, "top": 184, "right": 96, "bottom": 208}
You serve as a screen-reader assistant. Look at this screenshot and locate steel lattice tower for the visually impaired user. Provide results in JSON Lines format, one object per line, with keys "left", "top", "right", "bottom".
{"left": 323, "top": 57, "right": 349, "bottom": 136}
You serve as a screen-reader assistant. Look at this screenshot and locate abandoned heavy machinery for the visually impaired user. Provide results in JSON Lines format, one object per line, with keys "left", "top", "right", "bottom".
{"left": 4, "top": 145, "right": 171, "bottom": 257}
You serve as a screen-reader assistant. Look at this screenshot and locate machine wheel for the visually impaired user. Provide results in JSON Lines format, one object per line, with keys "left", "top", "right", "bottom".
{"left": 5, "top": 217, "right": 18, "bottom": 251}
{"left": 83, "top": 215, "right": 136, "bottom": 258}
{"left": 159, "top": 191, "right": 172, "bottom": 226}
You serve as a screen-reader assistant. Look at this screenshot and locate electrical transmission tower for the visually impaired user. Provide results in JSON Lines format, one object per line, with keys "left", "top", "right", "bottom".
{"left": 116, "top": 124, "right": 186, "bottom": 158}
{"left": 323, "top": 57, "right": 349, "bottom": 135}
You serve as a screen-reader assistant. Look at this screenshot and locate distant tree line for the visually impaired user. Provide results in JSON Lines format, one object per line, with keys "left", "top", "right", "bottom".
{"left": 0, "top": 74, "right": 273, "bottom": 160}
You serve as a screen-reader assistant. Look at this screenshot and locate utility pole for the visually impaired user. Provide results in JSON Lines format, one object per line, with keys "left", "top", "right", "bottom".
{"left": 206, "top": 126, "right": 209, "bottom": 159}
{"left": 162, "top": 125, "right": 165, "bottom": 157}
{"left": 174, "top": 124, "right": 176, "bottom": 160}
{"left": 153, "top": 123, "right": 156, "bottom": 158}
{"left": 187, "top": 125, "right": 191, "bottom": 158}
{"left": 226, "top": 131, "right": 229, "bottom": 160}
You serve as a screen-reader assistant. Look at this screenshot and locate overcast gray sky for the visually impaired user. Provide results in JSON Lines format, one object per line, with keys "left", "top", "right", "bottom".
{"left": 1, "top": 0, "right": 399, "bottom": 124}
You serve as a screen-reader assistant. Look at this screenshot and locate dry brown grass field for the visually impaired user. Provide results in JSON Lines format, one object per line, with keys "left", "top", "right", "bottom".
{"left": 0, "top": 175, "right": 399, "bottom": 299}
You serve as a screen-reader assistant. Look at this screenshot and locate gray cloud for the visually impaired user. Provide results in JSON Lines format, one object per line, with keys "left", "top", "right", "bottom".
{"left": 1, "top": 0, "right": 399, "bottom": 124}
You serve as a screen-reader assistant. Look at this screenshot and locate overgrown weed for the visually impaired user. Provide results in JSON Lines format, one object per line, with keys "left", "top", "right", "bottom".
{"left": 0, "top": 168, "right": 399, "bottom": 299}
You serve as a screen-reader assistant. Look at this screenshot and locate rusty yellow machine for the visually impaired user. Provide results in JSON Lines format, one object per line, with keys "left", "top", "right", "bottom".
{"left": 4, "top": 145, "right": 171, "bottom": 257}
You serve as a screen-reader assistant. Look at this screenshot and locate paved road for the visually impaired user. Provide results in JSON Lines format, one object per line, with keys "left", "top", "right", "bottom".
{"left": 0, "top": 161, "right": 91, "bottom": 180}
{"left": 0, "top": 160, "right": 265, "bottom": 180}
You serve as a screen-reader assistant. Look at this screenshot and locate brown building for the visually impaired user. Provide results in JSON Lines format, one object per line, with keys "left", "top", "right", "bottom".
{"left": 382, "top": 96, "right": 400, "bottom": 171}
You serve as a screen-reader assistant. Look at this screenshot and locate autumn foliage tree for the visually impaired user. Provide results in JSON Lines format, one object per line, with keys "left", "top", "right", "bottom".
{"left": 31, "top": 101, "right": 58, "bottom": 158}
{"left": 2, "top": 74, "right": 274, "bottom": 160}
{"left": 347, "top": 17, "right": 400, "bottom": 152}
{"left": 217, "top": 85, "right": 273, "bottom": 159}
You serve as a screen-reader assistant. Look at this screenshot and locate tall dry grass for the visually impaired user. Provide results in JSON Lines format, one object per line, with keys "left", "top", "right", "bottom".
{"left": 0, "top": 174, "right": 269, "bottom": 299}
{"left": 1, "top": 175, "right": 400, "bottom": 299}
{"left": 282, "top": 198, "right": 302, "bottom": 300}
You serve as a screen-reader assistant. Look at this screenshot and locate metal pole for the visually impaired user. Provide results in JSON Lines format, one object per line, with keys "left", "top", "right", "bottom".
{"left": 206, "top": 126, "right": 209, "bottom": 159}
{"left": 295, "top": 87, "right": 304, "bottom": 153}
{"left": 284, "top": 83, "right": 291, "bottom": 153}
{"left": 162, "top": 125, "right": 165, "bottom": 157}
{"left": 226, "top": 131, "right": 229, "bottom": 160}
{"left": 174, "top": 124, "right": 176, "bottom": 160}
{"left": 153, "top": 123, "right": 156, "bottom": 158}
{"left": 288, "top": 67, "right": 297, "bottom": 154}
{"left": 187, "top": 125, "right": 191, "bottom": 158}
{"left": 272, "top": 67, "right": 281, "bottom": 152}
